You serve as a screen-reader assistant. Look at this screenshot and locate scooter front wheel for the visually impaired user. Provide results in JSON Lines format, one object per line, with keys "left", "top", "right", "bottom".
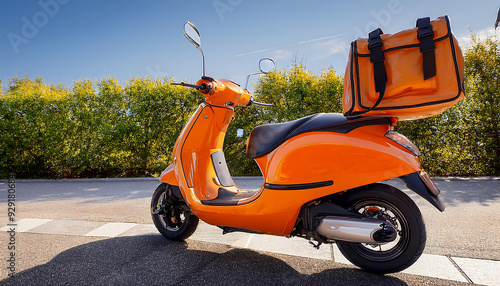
{"left": 336, "top": 183, "right": 426, "bottom": 274}
{"left": 151, "top": 183, "right": 199, "bottom": 241}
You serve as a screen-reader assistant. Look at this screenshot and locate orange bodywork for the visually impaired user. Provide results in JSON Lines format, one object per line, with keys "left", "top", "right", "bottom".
{"left": 258, "top": 124, "right": 420, "bottom": 190}
{"left": 161, "top": 79, "right": 422, "bottom": 236}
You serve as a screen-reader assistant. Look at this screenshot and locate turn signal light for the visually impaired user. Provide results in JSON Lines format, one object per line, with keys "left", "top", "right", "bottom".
{"left": 385, "top": 131, "right": 420, "bottom": 156}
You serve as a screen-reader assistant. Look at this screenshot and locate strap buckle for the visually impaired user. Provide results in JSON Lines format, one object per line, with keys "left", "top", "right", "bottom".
{"left": 368, "top": 36, "right": 382, "bottom": 49}
{"left": 368, "top": 28, "right": 383, "bottom": 49}
{"left": 416, "top": 17, "right": 434, "bottom": 39}
{"left": 417, "top": 26, "right": 434, "bottom": 39}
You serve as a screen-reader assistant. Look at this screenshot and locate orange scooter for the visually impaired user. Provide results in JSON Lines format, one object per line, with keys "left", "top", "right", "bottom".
{"left": 151, "top": 22, "right": 445, "bottom": 274}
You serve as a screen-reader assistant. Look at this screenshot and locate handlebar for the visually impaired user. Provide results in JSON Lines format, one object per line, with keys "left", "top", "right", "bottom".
{"left": 171, "top": 81, "right": 213, "bottom": 94}
{"left": 171, "top": 82, "right": 203, "bottom": 89}
{"left": 173, "top": 79, "right": 273, "bottom": 107}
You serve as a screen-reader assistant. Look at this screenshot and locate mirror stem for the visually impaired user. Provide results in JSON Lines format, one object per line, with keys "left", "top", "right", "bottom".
{"left": 200, "top": 48, "right": 205, "bottom": 77}
{"left": 244, "top": 72, "right": 262, "bottom": 90}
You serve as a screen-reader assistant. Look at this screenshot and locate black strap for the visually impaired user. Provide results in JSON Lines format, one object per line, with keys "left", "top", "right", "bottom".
{"left": 367, "top": 28, "right": 387, "bottom": 112}
{"left": 416, "top": 17, "right": 436, "bottom": 80}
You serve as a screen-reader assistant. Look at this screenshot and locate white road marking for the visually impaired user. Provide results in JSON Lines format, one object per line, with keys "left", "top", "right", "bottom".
{"left": 2, "top": 218, "right": 499, "bottom": 285}
{"left": 331, "top": 244, "right": 352, "bottom": 265}
{"left": 232, "top": 234, "right": 332, "bottom": 260}
{"left": 452, "top": 256, "right": 500, "bottom": 286}
{"left": 84, "top": 222, "right": 137, "bottom": 237}
{"left": 403, "top": 254, "right": 468, "bottom": 283}
{"left": 244, "top": 234, "right": 255, "bottom": 248}
{"left": 0, "top": 218, "right": 52, "bottom": 232}
{"left": 231, "top": 234, "right": 254, "bottom": 248}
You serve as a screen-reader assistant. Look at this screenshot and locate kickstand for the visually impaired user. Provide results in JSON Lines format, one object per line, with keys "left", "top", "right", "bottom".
{"left": 309, "top": 240, "right": 322, "bottom": 249}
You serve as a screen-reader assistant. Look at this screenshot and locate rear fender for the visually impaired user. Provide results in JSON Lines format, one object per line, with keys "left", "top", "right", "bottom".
{"left": 399, "top": 172, "right": 445, "bottom": 212}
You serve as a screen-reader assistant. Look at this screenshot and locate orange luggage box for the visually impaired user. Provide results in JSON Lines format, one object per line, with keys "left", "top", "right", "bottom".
{"left": 343, "top": 15, "right": 465, "bottom": 120}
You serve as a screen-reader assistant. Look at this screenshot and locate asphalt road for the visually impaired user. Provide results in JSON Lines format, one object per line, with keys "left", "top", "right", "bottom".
{"left": 0, "top": 177, "right": 498, "bottom": 285}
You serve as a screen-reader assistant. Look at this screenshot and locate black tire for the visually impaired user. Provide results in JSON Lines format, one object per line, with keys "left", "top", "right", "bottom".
{"left": 336, "top": 183, "right": 426, "bottom": 274}
{"left": 151, "top": 183, "right": 199, "bottom": 241}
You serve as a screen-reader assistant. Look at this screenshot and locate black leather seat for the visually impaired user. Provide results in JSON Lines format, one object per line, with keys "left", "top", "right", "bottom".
{"left": 246, "top": 114, "right": 317, "bottom": 159}
{"left": 246, "top": 113, "right": 390, "bottom": 159}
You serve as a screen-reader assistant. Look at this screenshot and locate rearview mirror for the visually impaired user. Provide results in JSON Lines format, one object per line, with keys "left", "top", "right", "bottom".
{"left": 244, "top": 58, "right": 276, "bottom": 90}
{"left": 184, "top": 21, "right": 205, "bottom": 76}
{"left": 184, "top": 21, "right": 201, "bottom": 48}
{"left": 259, "top": 58, "right": 276, "bottom": 74}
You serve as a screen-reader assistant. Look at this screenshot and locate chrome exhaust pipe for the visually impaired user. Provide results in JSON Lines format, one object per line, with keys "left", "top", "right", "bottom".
{"left": 316, "top": 216, "right": 397, "bottom": 244}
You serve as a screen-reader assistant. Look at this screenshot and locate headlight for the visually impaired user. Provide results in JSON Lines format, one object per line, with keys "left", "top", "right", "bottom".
{"left": 385, "top": 131, "right": 420, "bottom": 156}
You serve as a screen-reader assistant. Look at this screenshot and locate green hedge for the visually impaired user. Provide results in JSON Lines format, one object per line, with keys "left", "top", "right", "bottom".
{"left": 1, "top": 35, "right": 498, "bottom": 178}
{"left": 0, "top": 77, "right": 200, "bottom": 178}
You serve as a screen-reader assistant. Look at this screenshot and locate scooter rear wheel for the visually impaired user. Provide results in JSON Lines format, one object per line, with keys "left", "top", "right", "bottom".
{"left": 336, "top": 183, "right": 426, "bottom": 274}
{"left": 151, "top": 183, "right": 199, "bottom": 241}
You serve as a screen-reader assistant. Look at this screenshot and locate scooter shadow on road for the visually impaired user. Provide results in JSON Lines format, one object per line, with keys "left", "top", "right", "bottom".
{"left": 0, "top": 234, "right": 410, "bottom": 286}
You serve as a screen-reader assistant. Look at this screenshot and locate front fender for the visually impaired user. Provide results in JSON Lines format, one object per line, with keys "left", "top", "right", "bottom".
{"left": 399, "top": 172, "right": 445, "bottom": 212}
{"left": 159, "top": 163, "right": 179, "bottom": 185}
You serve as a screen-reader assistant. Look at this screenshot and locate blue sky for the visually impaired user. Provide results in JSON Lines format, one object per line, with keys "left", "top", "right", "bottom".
{"left": 1, "top": 0, "right": 498, "bottom": 89}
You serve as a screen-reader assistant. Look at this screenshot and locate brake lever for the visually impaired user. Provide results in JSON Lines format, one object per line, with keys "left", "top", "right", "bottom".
{"left": 249, "top": 99, "right": 274, "bottom": 107}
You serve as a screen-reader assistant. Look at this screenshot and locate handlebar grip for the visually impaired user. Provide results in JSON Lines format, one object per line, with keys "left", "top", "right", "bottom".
{"left": 171, "top": 82, "right": 203, "bottom": 89}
